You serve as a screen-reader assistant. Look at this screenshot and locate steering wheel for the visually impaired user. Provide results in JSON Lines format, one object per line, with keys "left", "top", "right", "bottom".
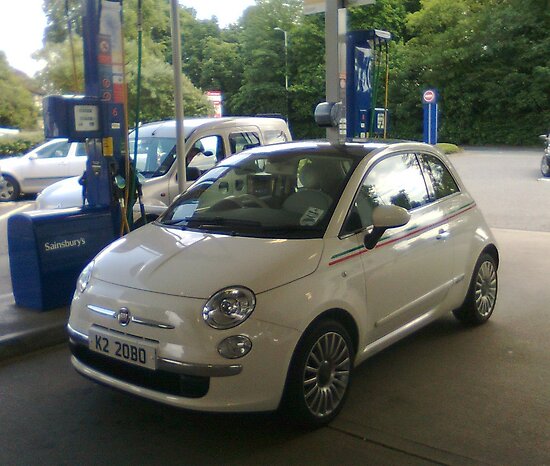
{"left": 210, "top": 195, "right": 269, "bottom": 211}
{"left": 234, "top": 194, "right": 270, "bottom": 208}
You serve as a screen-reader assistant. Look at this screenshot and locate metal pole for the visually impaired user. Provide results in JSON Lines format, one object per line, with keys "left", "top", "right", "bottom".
{"left": 325, "top": 0, "right": 345, "bottom": 144}
{"left": 275, "top": 27, "right": 289, "bottom": 120}
{"left": 283, "top": 30, "right": 288, "bottom": 92}
{"left": 170, "top": 0, "right": 186, "bottom": 192}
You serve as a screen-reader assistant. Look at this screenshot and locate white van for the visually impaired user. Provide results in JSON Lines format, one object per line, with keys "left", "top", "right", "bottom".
{"left": 36, "top": 117, "right": 291, "bottom": 223}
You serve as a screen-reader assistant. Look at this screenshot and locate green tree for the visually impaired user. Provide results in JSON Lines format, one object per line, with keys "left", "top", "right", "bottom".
{"left": 286, "top": 14, "right": 326, "bottom": 139}
{"left": 0, "top": 53, "right": 39, "bottom": 129}
{"left": 38, "top": 0, "right": 211, "bottom": 124}
{"left": 43, "top": 0, "right": 82, "bottom": 44}
{"left": 228, "top": 0, "right": 303, "bottom": 118}
{"left": 391, "top": 0, "right": 550, "bottom": 144}
{"left": 180, "top": 8, "right": 221, "bottom": 87}
{"left": 125, "top": 48, "right": 212, "bottom": 124}
{"left": 34, "top": 38, "right": 85, "bottom": 94}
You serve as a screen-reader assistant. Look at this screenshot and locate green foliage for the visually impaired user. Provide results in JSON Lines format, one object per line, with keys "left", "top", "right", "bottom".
{"left": 30, "top": 0, "right": 550, "bottom": 145}
{"left": 34, "top": 38, "right": 85, "bottom": 94}
{"left": 37, "top": 0, "right": 211, "bottom": 125}
{"left": 0, "top": 132, "right": 44, "bottom": 157}
{"left": 227, "top": 0, "right": 302, "bottom": 117}
{"left": 436, "top": 142, "right": 461, "bottom": 154}
{"left": 286, "top": 15, "right": 326, "bottom": 139}
{"left": 43, "top": 0, "right": 82, "bottom": 43}
{"left": 125, "top": 51, "right": 212, "bottom": 124}
{"left": 391, "top": 0, "right": 550, "bottom": 145}
{"left": 180, "top": 8, "right": 221, "bottom": 86}
{"left": 0, "top": 53, "right": 40, "bottom": 129}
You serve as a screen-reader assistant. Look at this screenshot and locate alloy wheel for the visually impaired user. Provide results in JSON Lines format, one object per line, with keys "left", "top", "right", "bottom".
{"left": 302, "top": 331, "right": 351, "bottom": 418}
{"left": 474, "top": 260, "right": 497, "bottom": 317}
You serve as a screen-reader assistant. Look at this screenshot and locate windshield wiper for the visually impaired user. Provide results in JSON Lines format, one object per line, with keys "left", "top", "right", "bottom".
{"left": 185, "top": 216, "right": 262, "bottom": 228}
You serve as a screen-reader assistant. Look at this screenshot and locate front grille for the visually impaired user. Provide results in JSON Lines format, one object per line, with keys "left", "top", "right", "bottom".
{"left": 70, "top": 342, "right": 209, "bottom": 398}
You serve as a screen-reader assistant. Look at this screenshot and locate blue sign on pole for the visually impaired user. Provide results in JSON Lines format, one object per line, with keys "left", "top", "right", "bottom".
{"left": 422, "top": 89, "right": 438, "bottom": 144}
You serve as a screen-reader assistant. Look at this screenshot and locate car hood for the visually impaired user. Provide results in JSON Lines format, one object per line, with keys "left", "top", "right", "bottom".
{"left": 36, "top": 176, "right": 81, "bottom": 209}
{"left": 92, "top": 224, "right": 324, "bottom": 298}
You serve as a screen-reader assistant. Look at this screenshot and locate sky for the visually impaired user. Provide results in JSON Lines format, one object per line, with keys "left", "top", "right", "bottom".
{"left": 0, "top": 0, "right": 256, "bottom": 77}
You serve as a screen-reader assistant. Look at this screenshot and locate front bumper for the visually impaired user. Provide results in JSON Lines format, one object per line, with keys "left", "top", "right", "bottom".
{"left": 69, "top": 280, "right": 301, "bottom": 412}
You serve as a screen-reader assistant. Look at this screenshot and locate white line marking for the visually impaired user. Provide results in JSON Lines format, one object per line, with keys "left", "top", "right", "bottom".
{"left": 0, "top": 203, "right": 32, "bottom": 221}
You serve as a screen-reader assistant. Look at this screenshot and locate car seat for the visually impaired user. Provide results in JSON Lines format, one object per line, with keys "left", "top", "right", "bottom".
{"left": 283, "top": 163, "right": 332, "bottom": 216}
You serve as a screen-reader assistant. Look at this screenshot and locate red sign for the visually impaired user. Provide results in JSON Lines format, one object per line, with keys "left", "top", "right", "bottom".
{"left": 206, "top": 91, "right": 223, "bottom": 118}
{"left": 423, "top": 90, "right": 436, "bottom": 104}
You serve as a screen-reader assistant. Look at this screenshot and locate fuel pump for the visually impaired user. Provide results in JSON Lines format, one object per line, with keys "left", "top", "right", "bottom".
{"left": 8, "top": 0, "right": 133, "bottom": 310}
{"left": 44, "top": 0, "right": 130, "bottom": 226}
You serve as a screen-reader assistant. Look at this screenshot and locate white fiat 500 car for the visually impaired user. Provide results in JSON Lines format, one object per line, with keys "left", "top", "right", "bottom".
{"left": 68, "top": 141, "right": 499, "bottom": 426}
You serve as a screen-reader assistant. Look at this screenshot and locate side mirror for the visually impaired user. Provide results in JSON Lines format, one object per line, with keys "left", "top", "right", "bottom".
{"left": 364, "top": 205, "right": 410, "bottom": 250}
{"left": 186, "top": 166, "right": 201, "bottom": 181}
{"left": 28, "top": 154, "right": 37, "bottom": 160}
{"left": 539, "top": 134, "right": 549, "bottom": 141}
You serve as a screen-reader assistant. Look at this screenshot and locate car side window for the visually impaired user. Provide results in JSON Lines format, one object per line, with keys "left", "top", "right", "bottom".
{"left": 342, "top": 153, "right": 430, "bottom": 234}
{"left": 36, "top": 141, "right": 70, "bottom": 158}
{"left": 420, "top": 153, "right": 460, "bottom": 200}
{"left": 229, "top": 132, "right": 260, "bottom": 154}
{"left": 75, "top": 143, "right": 87, "bottom": 157}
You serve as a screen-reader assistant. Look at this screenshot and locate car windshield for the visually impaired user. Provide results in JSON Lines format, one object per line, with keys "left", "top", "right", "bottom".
{"left": 159, "top": 150, "right": 359, "bottom": 239}
{"left": 128, "top": 137, "right": 176, "bottom": 178}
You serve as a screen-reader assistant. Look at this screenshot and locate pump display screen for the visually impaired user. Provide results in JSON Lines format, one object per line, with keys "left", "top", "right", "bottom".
{"left": 74, "top": 105, "right": 100, "bottom": 132}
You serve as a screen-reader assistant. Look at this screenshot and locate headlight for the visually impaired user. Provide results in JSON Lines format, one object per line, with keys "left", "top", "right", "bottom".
{"left": 76, "top": 260, "right": 94, "bottom": 294}
{"left": 202, "top": 287, "right": 256, "bottom": 329}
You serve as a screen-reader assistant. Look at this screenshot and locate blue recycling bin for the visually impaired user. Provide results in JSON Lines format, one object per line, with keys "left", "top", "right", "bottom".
{"left": 8, "top": 207, "right": 117, "bottom": 310}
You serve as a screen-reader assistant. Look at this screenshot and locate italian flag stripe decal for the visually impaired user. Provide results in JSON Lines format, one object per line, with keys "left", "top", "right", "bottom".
{"left": 329, "top": 202, "right": 476, "bottom": 266}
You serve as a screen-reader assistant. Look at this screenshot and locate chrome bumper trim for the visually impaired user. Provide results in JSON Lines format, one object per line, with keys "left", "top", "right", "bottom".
{"left": 87, "top": 304, "right": 175, "bottom": 330}
{"left": 67, "top": 324, "right": 242, "bottom": 377}
{"left": 157, "top": 357, "right": 242, "bottom": 377}
{"left": 67, "top": 323, "right": 89, "bottom": 344}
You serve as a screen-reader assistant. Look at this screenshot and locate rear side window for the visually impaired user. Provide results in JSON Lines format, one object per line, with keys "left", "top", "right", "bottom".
{"left": 420, "top": 153, "right": 459, "bottom": 200}
{"left": 229, "top": 132, "right": 260, "bottom": 154}
{"left": 36, "top": 141, "right": 70, "bottom": 158}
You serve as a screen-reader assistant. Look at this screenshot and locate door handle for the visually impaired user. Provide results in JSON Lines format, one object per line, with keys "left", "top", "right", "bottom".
{"left": 436, "top": 228, "right": 449, "bottom": 240}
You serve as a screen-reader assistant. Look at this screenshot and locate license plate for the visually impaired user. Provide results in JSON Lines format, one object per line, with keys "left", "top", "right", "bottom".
{"left": 89, "top": 327, "right": 157, "bottom": 370}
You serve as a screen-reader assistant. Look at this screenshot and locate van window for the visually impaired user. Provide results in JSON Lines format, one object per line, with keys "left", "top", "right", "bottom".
{"left": 129, "top": 137, "right": 176, "bottom": 178}
{"left": 264, "top": 129, "right": 288, "bottom": 145}
{"left": 188, "top": 135, "right": 225, "bottom": 172}
{"left": 229, "top": 132, "right": 260, "bottom": 154}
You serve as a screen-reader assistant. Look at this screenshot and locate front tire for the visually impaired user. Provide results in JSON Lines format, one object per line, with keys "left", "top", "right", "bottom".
{"left": 0, "top": 175, "right": 20, "bottom": 202}
{"left": 541, "top": 156, "right": 550, "bottom": 177}
{"left": 282, "top": 319, "right": 354, "bottom": 427}
{"left": 453, "top": 253, "right": 498, "bottom": 325}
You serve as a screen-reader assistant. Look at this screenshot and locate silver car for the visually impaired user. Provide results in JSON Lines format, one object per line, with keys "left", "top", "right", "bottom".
{"left": 0, "top": 139, "right": 87, "bottom": 201}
